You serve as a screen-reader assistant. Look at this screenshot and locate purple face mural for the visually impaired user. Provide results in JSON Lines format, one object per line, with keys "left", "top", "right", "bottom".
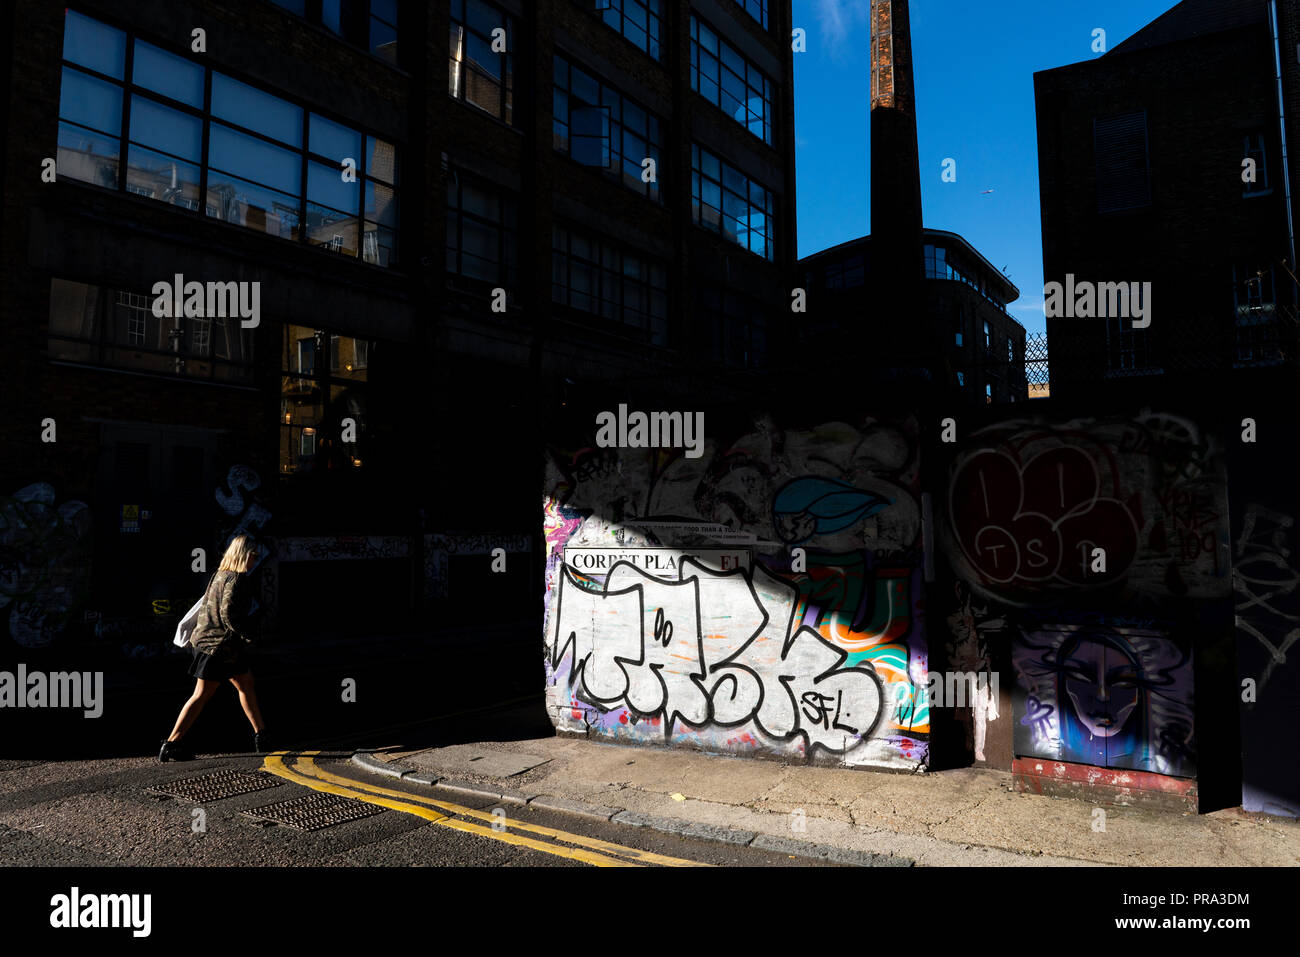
{"left": 1059, "top": 634, "right": 1142, "bottom": 738}
{"left": 1013, "top": 623, "right": 1195, "bottom": 777}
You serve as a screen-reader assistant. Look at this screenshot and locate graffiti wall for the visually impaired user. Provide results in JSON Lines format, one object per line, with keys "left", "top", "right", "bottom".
{"left": 1229, "top": 413, "right": 1300, "bottom": 817}
{"left": 0, "top": 483, "right": 92, "bottom": 648}
{"left": 942, "top": 412, "right": 1229, "bottom": 779}
{"left": 543, "top": 415, "right": 930, "bottom": 770}
{"left": 946, "top": 412, "right": 1229, "bottom": 606}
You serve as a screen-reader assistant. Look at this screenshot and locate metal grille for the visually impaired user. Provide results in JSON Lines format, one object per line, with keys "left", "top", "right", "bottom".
{"left": 148, "top": 769, "right": 282, "bottom": 802}
{"left": 241, "top": 792, "right": 384, "bottom": 831}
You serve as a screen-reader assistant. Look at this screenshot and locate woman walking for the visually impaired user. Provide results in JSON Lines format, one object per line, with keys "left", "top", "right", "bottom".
{"left": 160, "top": 534, "right": 268, "bottom": 761}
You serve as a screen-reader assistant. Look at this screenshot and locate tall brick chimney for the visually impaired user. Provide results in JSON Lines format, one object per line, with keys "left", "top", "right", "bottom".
{"left": 870, "top": 0, "right": 925, "bottom": 291}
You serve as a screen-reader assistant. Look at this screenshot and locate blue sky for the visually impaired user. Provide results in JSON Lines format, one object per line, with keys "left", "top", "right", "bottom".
{"left": 792, "top": 0, "right": 1181, "bottom": 332}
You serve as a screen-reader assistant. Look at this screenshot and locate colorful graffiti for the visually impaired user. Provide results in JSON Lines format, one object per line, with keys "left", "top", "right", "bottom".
{"left": 0, "top": 484, "right": 93, "bottom": 648}
{"left": 946, "top": 415, "right": 1228, "bottom": 606}
{"left": 544, "top": 417, "right": 928, "bottom": 769}
{"left": 1012, "top": 622, "right": 1195, "bottom": 777}
{"left": 552, "top": 559, "right": 885, "bottom": 754}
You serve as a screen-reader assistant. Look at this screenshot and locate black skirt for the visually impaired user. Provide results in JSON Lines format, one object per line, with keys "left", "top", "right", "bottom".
{"left": 188, "top": 645, "right": 252, "bottom": 681}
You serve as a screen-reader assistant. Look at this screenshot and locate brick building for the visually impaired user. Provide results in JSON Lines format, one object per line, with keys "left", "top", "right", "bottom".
{"left": 0, "top": 0, "right": 797, "bottom": 648}
{"left": 1033, "top": 0, "right": 1300, "bottom": 816}
{"left": 1035, "top": 0, "right": 1300, "bottom": 397}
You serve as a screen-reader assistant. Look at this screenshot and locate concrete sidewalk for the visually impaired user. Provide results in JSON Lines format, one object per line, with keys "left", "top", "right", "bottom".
{"left": 353, "top": 735, "right": 1300, "bottom": 866}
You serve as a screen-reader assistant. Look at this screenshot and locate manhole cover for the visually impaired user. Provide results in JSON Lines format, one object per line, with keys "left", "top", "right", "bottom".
{"left": 148, "top": 769, "right": 282, "bottom": 802}
{"left": 241, "top": 792, "right": 384, "bottom": 831}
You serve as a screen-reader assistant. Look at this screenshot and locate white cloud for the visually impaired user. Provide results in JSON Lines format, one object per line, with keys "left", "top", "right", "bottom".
{"left": 815, "top": 0, "right": 869, "bottom": 59}
{"left": 1011, "top": 299, "right": 1046, "bottom": 316}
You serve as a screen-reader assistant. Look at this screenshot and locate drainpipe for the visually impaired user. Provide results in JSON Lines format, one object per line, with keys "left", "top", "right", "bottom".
{"left": 1271, "top": 0, "right": 1296, "bottom": 279}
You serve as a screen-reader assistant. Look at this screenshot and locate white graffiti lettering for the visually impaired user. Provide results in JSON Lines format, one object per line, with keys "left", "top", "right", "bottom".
{"left": 550, "top": 558, "right": 884, "bottom": 753}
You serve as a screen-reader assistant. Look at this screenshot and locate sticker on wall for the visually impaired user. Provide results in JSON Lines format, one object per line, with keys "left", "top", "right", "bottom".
{"left": 120, "top": 504, "right": 140, "bottom": 534}
{"left": 563, "top": 547, "right": 751, "bottom": 575}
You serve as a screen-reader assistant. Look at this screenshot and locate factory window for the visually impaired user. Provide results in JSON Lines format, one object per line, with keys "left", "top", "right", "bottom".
{"left": 730, "top": 0, "right": 768, "bottom": 29}
{"left": 1243, "top": 132, "right": 1270, "bottom": 195}
{"left": 985, "top": 383, "right": 993, "bottom": 404}
{"left": 280, "top": 324, "right": 372, "bottom": 475}
{"left": 1008, "top": 337, "right": 1015, "bottom": 362}
{"left": 1105, "top": 315, "right": 1154, "bottom": 373}
{"left": 574, "top": 0, "right": 663, "bottom": 60}
{"left": 551, "top": 225, "right": 669, "bottom": 346}
{"left": 692, "top": 144, "right": 774, "bottom": 261}
{"left": 824, "top": 254, "right": 865, "bottom": 289}
{"left": 698, "top": 285, "right": 768, "bottom": 370}
{"left": 269, "top": 0, "right": 399, "bottom": 64}
{"left": 46, "top": 278, "right": 255, "bottom": 383}
{"left": 57, "top": 10, "right": 400, "bottom": 267}
{"left": 1233, "top": 263, "right": 1282, "bottom": 365}
{"left": 553, "top": 56, "right": 663, "bottom": 203}
{"left": 690, "top": 16, "right": 773, "bottom": 145}
{"left": 983, "top": 320, "right": 991, "bottom": 351}
{"left": 446, "top": 171, "right": 518, "bottom": 289}
{"left": 449, "top": 0, "right": 514, "bottom": 123}
{"left": 1094, "top": 111, "right": 1151, "bottom": 213}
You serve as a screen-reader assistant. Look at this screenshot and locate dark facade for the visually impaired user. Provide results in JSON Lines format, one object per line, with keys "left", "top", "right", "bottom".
{"left": 799, "top": 231, "right": 1027, "bottom": 403}
{"left": 1036, "top": 0, "right": 1300, "bottom": 397}
{"left": 1, "top": 0, "right": 797, "bottom": 648}
{"left": 1034, "top": 0, "right": 1300, "bottom": 816}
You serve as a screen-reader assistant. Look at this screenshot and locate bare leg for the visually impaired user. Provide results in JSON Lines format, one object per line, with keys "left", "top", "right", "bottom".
{"left": 168, "top": 679, "right": 220, "bottom": 741}
{"left": 229, "top": 672, "right": 265, "bottom": 734}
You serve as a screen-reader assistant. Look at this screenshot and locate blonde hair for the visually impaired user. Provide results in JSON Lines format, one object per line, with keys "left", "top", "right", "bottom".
{"left": 218, "top": 534, "right": 258, "bottom": 573}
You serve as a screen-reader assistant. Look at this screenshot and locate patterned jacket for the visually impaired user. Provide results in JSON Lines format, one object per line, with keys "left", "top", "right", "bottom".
{"left": 190, "top": 570, "right": 255, "bottom": 659}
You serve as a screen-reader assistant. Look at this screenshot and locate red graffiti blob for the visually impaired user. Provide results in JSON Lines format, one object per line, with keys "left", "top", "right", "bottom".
{"left": 951, "top": 446, "right": 1138, "bottom": 593}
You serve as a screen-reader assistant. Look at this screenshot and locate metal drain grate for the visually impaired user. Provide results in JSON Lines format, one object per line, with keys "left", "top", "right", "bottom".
{"left": 148, "top": 769, "right": 283, "bottom": 802}
{"left": 241, "top": 791, "right": 384, "bottom": 831}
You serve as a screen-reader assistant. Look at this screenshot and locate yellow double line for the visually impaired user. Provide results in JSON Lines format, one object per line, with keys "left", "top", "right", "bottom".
{"left": 261, "top": 752, "right": 710, "bottom": 868}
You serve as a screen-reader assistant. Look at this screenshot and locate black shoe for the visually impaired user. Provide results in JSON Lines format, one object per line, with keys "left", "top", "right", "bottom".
{"left": 158, "top": 738, "right": 194, "bottom": 762}
{"left": 253, "top": 732, "right": 269, "bottom": 754}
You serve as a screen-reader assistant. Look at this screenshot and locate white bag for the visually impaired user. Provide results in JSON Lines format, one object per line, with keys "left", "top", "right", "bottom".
{"left": 173, "top": 589, "right": 207, "bottom": 648}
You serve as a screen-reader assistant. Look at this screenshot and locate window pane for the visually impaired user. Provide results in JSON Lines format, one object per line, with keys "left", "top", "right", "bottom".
{"left": 371, "top": 18, "right": 399, "bottom": 63}
{"left": 309, "top": 113, "right": 362, "bottom": 166}
{"left": 462, "top": 219, "right": 499, "bottom": 261}
{"left": 461, "top": 182, "right": 498, "bottom": 220}
{"left": 57, "top": 121, "right": 120, "bottom": 188}
{"left": 211, "top": 73, "right": 303, "bottom": 147}
{"left": 466, "top": 0, "right": 502, "bottom": 37}
{"left": 129, "top": 96, "right": 202, "bottom": 161}
{"left": 63, "top": 11, "right": 126, "bottom": 79}
{"left": 308, "top": 160, "right": 360, "bottom": 213}
{"left": 209, "top": 123, "right": 302, "bottom": 194}
{"left": 363, "top": 223, "right": 396, "bottom": 267}
{"left": 322, "top": 0, "right": 343, "bottom": 33}
{"left": 366, "top": 136, "right": 398, "bottom": 184}
{"left": 132, "top": 41, "right": 204, "bottom": 107}
{"left": 126, "top": 145, "right": 201, "bottom": 207}
{"left": 305, "top": 205, "right": 359, "bottom": 255}
{"left": 365, "top": 181, "right": 398, "bottom": 227}
{"left": 59, "top": 68, "right": 123, "bottom": 135}
{"left": 571, "top": 68, "right": 599, "bottom": 106}
{"left": 207, "top": 171, "right": 301, "bottom": 239}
